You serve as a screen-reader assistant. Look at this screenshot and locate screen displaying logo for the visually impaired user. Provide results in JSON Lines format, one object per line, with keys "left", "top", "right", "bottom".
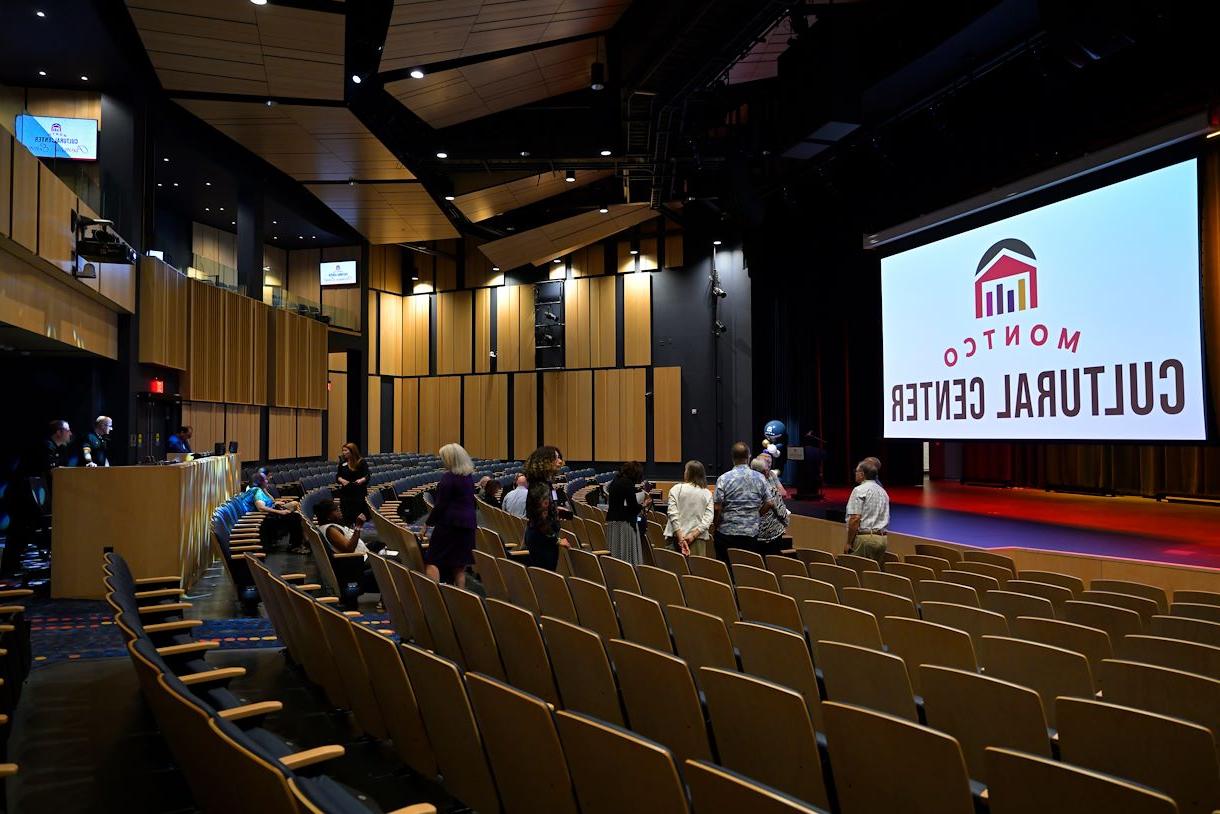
{"left": 14, "top": 114, "right": 98, "bottom": 160}
{"left": 975, "top": 239, "right": 1037, "bottom": 319}
{"left": 320, "top": 259, "right": 357, "bottom": 286}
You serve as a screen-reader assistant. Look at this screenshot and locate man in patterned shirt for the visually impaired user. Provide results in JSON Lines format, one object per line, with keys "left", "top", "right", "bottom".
{"left": 845, "top": 457, "right": 890, "bottom": 563}
{"left": 713, "top": 441, "right": 773, "bottom": 559}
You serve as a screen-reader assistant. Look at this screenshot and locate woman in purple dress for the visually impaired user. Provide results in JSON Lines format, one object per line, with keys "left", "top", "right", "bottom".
{"left": 421, "top": 442, "right": 477, "bottom": 586}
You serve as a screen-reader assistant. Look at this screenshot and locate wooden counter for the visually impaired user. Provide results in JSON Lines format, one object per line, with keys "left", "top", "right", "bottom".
{"left": 51, "top": 454, "right": 239, "bottom": 599}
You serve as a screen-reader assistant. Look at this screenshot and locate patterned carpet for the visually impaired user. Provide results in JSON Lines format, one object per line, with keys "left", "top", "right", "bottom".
{"left": 28, "top": 599, "right": 393, "bottom": 669}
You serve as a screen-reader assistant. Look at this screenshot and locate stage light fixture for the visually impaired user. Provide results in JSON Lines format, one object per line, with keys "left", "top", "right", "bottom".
{"left": 629, "top": 248, "right": 639, "bottom": 255}
{"left": 713, "top": 321, "right": 727, "bottom": 336}
{"left": 348, "top": 178, "right": 356, "bottom": 186}
{"left": 409, "top": 68, "right": 425, "bottom": 79}
{"left": 37, "top": 70, "right": 46, "bottom": 77}
{"left": 600, "top": 149, "right": 612, "bottom": 156}
{"left": 80, "top": 75, "right": 88, "bottom": 81}
{"left": 351, "top": 74, "right": 362, "bottom": 84}
{"left": 436, "top": 151, "right": 448, "bottom": 159}
{"left": 205, "top": 207, "right": 210, "bottom": 212}
{"left": 599, "top": 207, "right": 609, "bottom": 214}
{"left": 265, "top": 99, "right": 275, "bottom": 107}
{"left": 162, "top": 157, "right": 169, "bottom": 162}
{"left": 712, "top": 287, "right": 727, "bottom": 299}
{"left": 565, "top": 170, "right": 576, "bottom": 182}
{"left": 491, "top": 266, "right": 500, "bottom": 272}
{"left": 590, "top": 62, "right": 605, "bottom": 91}
{"left": 411, "top": 275, "right": 420, "bottom": 281}
{"left": 205, "top": 181, "right": 211, "bottom": 186}
{"left": 553, "top": 258, "right": 563, "bottom": 264}
{"left": 1208, "top": 130, "right": 1220, "bottom": 140}
{"left": 250, "top": 0, "right": 268, "bottom": 5}
{"left": 231, "top": 220, "right": 236, "bottom": 225}
{"left": 444, "top": 195, "right": 455, "bottom": 201}
{"left": 35, "top": 10, "right": 45, "bottom": 17}
{"left": 520, "top": 150, "right": 530, "bottom": 157}
{"left": 712, "top": 239, "right": 722, "bottom": 246}
{"left": 219, "top": 207, "right": 224, "bottom": 211}
{"left": 156, "top": 183, "right": 162, "bottom": 187}
{"left": 272, "top": 220, "right": 277, "bottom": 224}
{"left": 172, "top": 182, "right": 178, "bottom": 187}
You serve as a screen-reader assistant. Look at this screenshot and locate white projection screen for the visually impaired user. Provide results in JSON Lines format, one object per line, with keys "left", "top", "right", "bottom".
{"left": 881, "top": 159, "right": 1206, "bottom": 441}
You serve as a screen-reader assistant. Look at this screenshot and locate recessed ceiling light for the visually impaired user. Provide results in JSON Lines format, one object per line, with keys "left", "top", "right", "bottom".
{"left": 162, "top": 157, "right": 169, "bottom": 162}
{"left": 712, "top": 239, "right": 722, "bottom": 246}
{"left": 444, "top": 195, "right": 455, "bottom": 201}
{"left": 436, "top": 151, "right": 448, "bottom": 159}
{"left": 218, "top": 207, "right": 224, "bottom": 211}
{"left": 564, "top": 170, "right": 576, "bottom": 182}
{"left": 599, "top": 149, "right": 612, "bottom": 156}
{"left": 519, "top": 150, "right": 530, "bottom": 157}
{"left": 272, "top": 220, "right": 277, "bottom": 224}
{"left": 250, "top": 0, "right": 268, "bottom": 5}
{"left": 37, "top": 70, "right": 46, "bottom": 77}
{"left": 35, "top": 10, "right": 45, "bottom": 17}
{"left": 351, "top": 74, "right": 362, "bottom": 84}
{"left": 311, "top": 235, "right": 316, "bottom": 239}
{"left": 172, "top": 182, "right": 179, "bottom": 187}
{"left": 231, "top": 221, "right": 236, "bottom": 225}
{"left": 599, "top": 207, "right": 609, "bottom": 214}
{"left": 553, "top": 258, "right": 562, "bottom": 264}
{"left": 491, "top": 266, "right": 500, "bottom": 272}
{"left": 205, "top": 207, "right": 210, "bottom": 212}
{"left": 273, "top": 235, "right": 278, "bottom": 239}
{"left": 409, "top": 68, "right": 425, "bottom": 79}
{"left": 157, "top": 183, "right": 162, "bottom": 187}
{"left": 79, "top": 75, "right": 88, "bottom": 81}
{"left": 629, "top": 249, "right": 639, "bottom": 255}
{"left": 265, "top": 99, "right": 274, "bottom": 107}
{"left": 298, "top": 235, "right": 303, "bottom": 239}
{"left": 205, "top": 181, "right": 211, "bottom": 186}
{"left": 411, "top": 275, "right": 419, "bottom": 281}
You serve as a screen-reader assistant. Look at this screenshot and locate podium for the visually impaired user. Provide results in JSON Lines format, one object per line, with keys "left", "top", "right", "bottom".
{"left": 51, "top": 455, "right": 239, "bottom": 598}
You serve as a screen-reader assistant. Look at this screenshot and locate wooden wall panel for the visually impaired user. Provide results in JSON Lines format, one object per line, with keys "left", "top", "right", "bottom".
{"left": 369, "top": 244, "right": 403, "bottom": 293}
{"left": 463, "top": 375, "right": 507, "bottom": 460}
{"left": 25, "top": 88, "right": 102, "bottom": 123}
{"left": 191, "top": 222, "right": 238, "bottom": 286}
{"left": 223, "top": 292, "right": 255, "bottom": 404}
{"left": 296, "top": 409, "right": 323, "bottom": 458}
{"left": 623, "top": 273, "right": 652, "bottom": 366}
{"left": 321, "top": 285, "right": 361, "bottom": 331}
{"left": 495, "top": 284, "right": 534, "bottom": 371}
{"left": 513, "top": 372, "right": 537, "bottom": 460}
{"left": 367, "top": 376, "right": 382, "bottom": 454}
{"left": 268, "top": 407, "right": 297, "bottom": 459}
{"left": 543, "top": 371, "right": 592, "bottom": 461}
{"left": 398, "top": 377, "right": 420, "bottom": 453}
{"left": 225, "top": 404, "right": 262, "bottom": 463}
{"left": 0, "top": 132, "right": 10, "bottom": 238}
{"left": 436, "top": 290, "right": 472, "bottom": 374}
{"left": 327, "top": 370, "right": 348, "bottom": 458}
{"left": 564, "top": 276, "right": 616, "bottom": 369}
{"left": 184, "top": 279, "right": 227, "bottom": 402}
{"left": 98, "top": 260, "right": 136, "bottom": 312}
{"left": 287, "top": 248, "right": 320, "bottom": 305}
{"left": 616, "top": 240, "right": 636, "bottom": 274}
{"left": 435, "top": 243, "right": 458, "bottom": 290}
{"left": 251, "top": 301, "right": 269, "bottom": 405}
{"left": 464, "top": 238, "right": 502, "bottom": 288}
{"left": 564, "top": 278, "right": 589, "bottom": 368}
{"left": 138, "top": 257, "right": 189, "bottom": 370}
{"left": 38, "top": 164, "right": 75, "bottom": 275}
{"left": 367, "top": 291, "right": 379, "bottom": 373}
{"left": 378, "top": 292, "right": 403, "bottom": 376}
{"left": 474, "top": 287, "right": 492, "bottom": 373}
{"left": 664, "top": 233, "right": 684, "bottom": 268}
{"left": 638, "top": 237, "right": 658, "bottom": 271}
{"left": 181, "top": 402, "right": 225, "bottom": 451}
{"left": 11, "top": 141, "right": 38, "bottom": 252}
{"left": 419, "top": 376, "right": 462, "bottom": 455}
{"left": 569, "top": 243, "right": 604, "bottom": 279}
{"left": 402, "top": 293, "right": 431, "bottom": 376}
{"left": 594, "top": 368, "right": 645, "bottom": 462}
{"left": 0, "top": 249, "right": 118, "bottom": 358}
{"left": 328, "top": 351, "right": 348, "bottom": 372}
{"left": 263, "top": 244, "right": 287, "bottom": 288}
{"left": 270, "top": 309, "right": 327, "bottom": 409}
{"left": 653, "top": 366, "right": 682, "bottom": 462}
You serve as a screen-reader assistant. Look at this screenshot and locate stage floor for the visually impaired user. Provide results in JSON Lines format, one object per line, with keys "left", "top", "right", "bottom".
{"left": 794, "top": 480, "right": 1220, "bottom": 569}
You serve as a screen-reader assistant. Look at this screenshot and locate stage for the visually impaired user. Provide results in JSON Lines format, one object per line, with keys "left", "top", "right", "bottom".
{"left": 792, "top": 480, "right": 1220, "bottom": 569}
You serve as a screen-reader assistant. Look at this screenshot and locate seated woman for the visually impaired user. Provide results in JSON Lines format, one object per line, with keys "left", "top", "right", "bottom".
{"left": 244, "top": 470, "right": 305, "bottom": 553}
{"left": 481, "top": 478, "right": 504, "bottom": 509}
{"left": 313, "top": 498, "right": 378, "bottom": 594}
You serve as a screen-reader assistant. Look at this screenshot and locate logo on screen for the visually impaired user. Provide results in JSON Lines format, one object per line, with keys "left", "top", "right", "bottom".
{"left": 974, "top": 239, "right": 1038, "bottom": 319}
{"left": 50, "top": 122, "right": 62, "bottom": 134}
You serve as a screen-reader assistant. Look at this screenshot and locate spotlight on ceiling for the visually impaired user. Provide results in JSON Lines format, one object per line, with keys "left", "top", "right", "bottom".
{"left": 411, "top": 275, "right": 420, "bottom": 281}
{"left": 519, "top": 150, "right": 530, "bottom": 157}
{"left": 348, "top": 178, "right": 356, "bottom": 186}
{"left": 35, "top": 10, "right": 45, "bottom": 17}
{"left": 250, "top": 0, "right": 268, "bottom": 5}
{"left": 265, "top": 99, "right": 275, "bottom": 107}
{"left": 564, "top": 170, "right": 576, "bottom": 183}
{"left": 598, "top": 207, "right": 609, "bottom": 214}
{"left": 712, "top": 287, "right": 727, "bottom": 299}
{"left": 37, "top": 70, "right": 46, "bottom": 77}
{"left": 553, "top": 258, "right": 563, "bottom": 264}
{"left": 205, "top": 181, "right": 211, "bottom": 186}
{"left": 436, "top": 151, "right": 448, "bottom": 159}
{"left": 80, "top": 75, "right": 89, "bottom": 81}
{"left": 491, "top": 266, "right": 500, "bottom": 272}
{"left": 409, "top": 68, "right": 425, "bottom": 79}
{"left": 444, "top": 195, "right": 455, "bottom": 201}
{"left": 590, "top": 62, "right": 605, "bottom": 91}
{"left": 599, "top": 149, "right": 612, "bottom": 156}
{"left": 162, "top": 157, "right": 169, "bottom": 163}
{"left": 713, "top": 321, "right": 727, "bottom": 336}
{"left": 351, "top": 74, "right": 362, "bottom": 84}
{"left": 712, "top": 239, "right": 722, "bottom": 246}
{"left": 629, "top": 248, "right": 639, "bottom": 255}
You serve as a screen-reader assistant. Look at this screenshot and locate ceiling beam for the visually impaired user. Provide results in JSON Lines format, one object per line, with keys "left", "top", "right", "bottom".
{"left": 377, "top": 30, "right": 607, "bottom": 84}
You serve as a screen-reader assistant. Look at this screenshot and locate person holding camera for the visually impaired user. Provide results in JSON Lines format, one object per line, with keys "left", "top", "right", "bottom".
{"left": 606, "top": 460, "right": 651, "bottom": 565}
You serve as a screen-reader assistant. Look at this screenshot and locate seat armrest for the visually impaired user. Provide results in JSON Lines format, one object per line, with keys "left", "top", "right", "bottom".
{"left": 508, "top": 548, "right": 531, "bottom": 559}
{"left": 230, "top": 545, "right": 263, "bottom": 553}
{"left": 134, "top": 588, "right": 186, "bottom": 600}
{"left": 143, "top": 619, "right": 204, "bottom": 634}
{"left": 157, "top": 641, "right": 219, "bottom": 657}
{"left": 132, "top": 577, "right": 181, "bottom": 588}
{"left": 279, "top": 745, "right": 345, "bottom": 771}
{"left": 237, "top": 552, "right": 267, "bottom": 560}
{"left": 138, "top": 602, "right": 192, "bottom": 616}
{"left": 332, "top": 552, "right": 364, "bottom": 559}
{"left": 316, "top": 597, "right": 340, "bottom": 604}
{"left": 179, "top": 667, "right": 246, "bottom": 686}
{"left": 0, "top": 764, "right": 16, "bottom": 778}
{"left": 281, "top": 573, "right": 307, "bottom": 582}
{"left": 388, "top": 806, "right": 437, "bottom": 814}
{"left": 299, "top": 584, "right": 322, "bottom": 591}
{"left": 217, "top": 701, "right": 283, "bottom": 722}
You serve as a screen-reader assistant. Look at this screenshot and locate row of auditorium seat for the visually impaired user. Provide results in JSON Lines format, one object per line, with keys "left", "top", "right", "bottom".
{"left": 362, "top": 531, "right": 1220, "bottom": 814}
{"left": 103, "top": 551, "right": 436, "bottom": 814}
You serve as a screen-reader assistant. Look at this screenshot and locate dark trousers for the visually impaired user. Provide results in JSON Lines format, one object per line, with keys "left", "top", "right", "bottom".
{"left": 714, "top": 532, "right": 759, "bottom": 562}
{"left": 260, "top": 512, "right": 303, "bottom": 550}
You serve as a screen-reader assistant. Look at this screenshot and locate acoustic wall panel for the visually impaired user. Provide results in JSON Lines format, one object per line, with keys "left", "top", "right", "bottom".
{"left": 594, "top": 368, "right": 645, "bottom": 462}
{"left": 653, "top": 366, "right": 682, "bottom": 462}
{"left": 495, "top": 284, "right": 535, "bottom": 371}
{"left": 379, "top": 292, "right": 403, "bottom": 376}
{"left": 268, "top": 407, "right": 297, "bottom": 459}
{"left": 542, "top": 370, "right": 592, "bottom": 461}
{"left": 225, "top": 404, "right": 261, "bottom": 461}
{"left": 184, "top": 279, "right": 227, "bottom": 402}
{"left": 419, "top": 376, "right": 462, "bottom": 455}
{"left": 402, "top": 293, "right": 431, "bottom": 376}
{"left": 564, "top": 275, "right": 616, "bottom": 369}
{"left": 138, "top": 257, "right": 189, "bottom": 370}
{"left": 623, "top": 272, "right": 652, "bottom": 367}
{"left": 513, "top": 373, "right": 537, "bottom": 460}
{"left": 368, "top": 375, "right": 382, "bottom": 454}
{"left": 223, "top": 293, "right": 255, "bottom": 404}
{"left": 436, "top": 290, "right": 472, "bottom": 374}
{"left": 368, "top": 291, "right": 380, "bottom": 374}
{"left": 181, "top": 402, "right": 225, "bottom": 451}
{"left": 296, "top": 409, "right": 323, "bottom": 458}
{"left": 474, "top": 287, "right": 492, "bottom": 373}
{"left": 327, "top": 370, "right": 348, "bottom": 458}
{"left": 396, "top": 377, "right": 420, "bottom": 453}
{"left": 463, "top": 375, "right": 508, "bottom": 460}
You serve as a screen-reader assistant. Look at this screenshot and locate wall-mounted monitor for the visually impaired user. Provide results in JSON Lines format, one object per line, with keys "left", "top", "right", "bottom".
{"left": 881, "top": 158, "right": 1205, "bottom": 442}
{"left": 15, "top": 113, "right": 98, "bottom": 160}
{"left": 320, "top": 259, "right": 357, "bottom": 286}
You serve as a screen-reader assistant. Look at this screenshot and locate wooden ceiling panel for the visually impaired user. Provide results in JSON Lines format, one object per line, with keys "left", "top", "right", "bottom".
{"left": 306, "top": 183, "right": 459, "bottom": 244}
{"left": 386, "top": 39, "right": 599, "bottom": 128}
{"left": 126, "top": 0, "right": 344, "bottom": 100}
{"left": 455, "top": 170, "right": 612, "bottom": 222}
{"left": 175, "top": 100, "right": 413, "bottom": 183}
{"left": 479, "top": 203, "right": 659, "bottom": 270}
{"left": 381, "top": 0, "right": 630, "bottom": 71}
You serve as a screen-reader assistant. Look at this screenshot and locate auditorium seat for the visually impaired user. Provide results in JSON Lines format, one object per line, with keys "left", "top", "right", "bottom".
{"left": 1175, "top": 590, "right": 1220, "bottom": 607}
{"left": 1099, "top": 659, "right": 1220, "bottom": 761}
{"left": 961, "top": 549, "right": 1018, "bottom": 574}
{"left": 905, "top": 554, "right": 952, "bottom": 578}
{"left": 982, "top": 590, "right": 1056, "bottom": 626}
{"left": 816, "top": 642, "right": 918, "bottom": 722}
{"left": 880, "top": 617, "right": 978, "bottom": 694}
{"left": 483, "top": 599, "right": 561, "bottom": 706}
{"left": 527, "top": 567, "right": 578, "bottom": 623}
{"left": 861, "top": 571, "right": 917, "bottom": 603}
{"left": 1056, "top": 696, "right": 1220, "bottom": 814}
{"left": 941, "top": 569, "right": 1001, "bottom": 596}
{"left": 732, "top": 621, "right": 823, "bottom": 727}
{"left": 1081, "top": 590, "right": 1159, "bottom": 626}
{"left": 801, "top": 600, "right": 884, "bottom": 658}
{"left": 780, "top": 575, "right": 839, "bottom": 605}
{"left": 566, "top": 548, "right": 607, "bottom": 585}
{"left": 608, "top": 639, "right": 714, "bottom": 769}
{"left": 385, "top": 559, "right": 434, "bottom": 649}
{"left": 822, "top": 701, "right": 976, "bottom": 814}
{"left": 920, "top": 665, "right": 1052, "bottom": 784}
{"left": 1011, "top": 616, "right": 1113, "bottom": 676}
{"left": 567, "top": 577, "right": 622, "bottom": 644}
{"left": 1172, "top": 602, "right": 1220, "bottom": 624}
{"left": 915, "top": 579, "right": 982, "bottom": 608}
{"left": 599, "top": 555, "right": 642, "bottom": 594}
{"left": 1090, "top": 580, "right": 1170, "bottom": 615}
{"left": 985, "top": 747, "right": 1177, "bottom": 814}
{"left": 497, "top": 557, "right": 541, "bottom": 617}
{"left": 636, "top": 565, "right": 686, "bottom": 617}
{"left": 883, "top": 560, "right": 938, "bottom": 586}
{"left": 688, "top": 555, "right": 733, "bottom": 585}
{"left": 409, "top": 571, "right": 466, "bottom": 668}
{"left": 914, "top": 543, "right": 964, "bottom": 565}
{"left": 736, "top": 586, "right": 803, "bottom": 633}
{"left": 398, "top": 644, "right": 501, "bottom": 814}
{"left": 732, "top": 563, "right": 780, "bottom": 592}
{"left": 794, "top": 549, "right": 836, "bottom": 568}
{"left": 540, "top": 616, "right": 625, "bottom": 726}
{"left": 1019, "top": 570, "right": 1086, "bottom": 598}
{"left": 612, "top": 590, "right": 674, "bottom": 653}
{"left": 727, "top": 548, "right": 765, "bottom": 569}
{"left": 303, "top": 522, "right": 363, "bottom": 609}
{"left": 804, "top": 563, "right": 860, "bottom": 601}
{"left": 684, "top": 760, "right": 829, "bottom": 814}
{"left": 441, "top": 584, "right": 507, "bottom": 681}
{"left": 1005, "top": 579, "right": 1074, "bottom": 619}
{"left": 699, "top": 667, "right": 830, "bottom": 809}
{"left": 667, "top": 606, "right": 737, "bottom": 691}
{"left": 554, "top": 711, "right": 689, "bottom": 814}
{"left": 842, "top": 586, "right": 918, "bottom": 620}
{"left": 978, "top": 636, "right": 1095, "bottom": 727}
{"left": 766, "top": 555, "right": 807, "bottom": 580}
{"left": 1066, "top": 599, "right": 1145, "bottom": 643}
{"left": 464, "top": 673, "right": 579, "bottom": 814}
{"left": 1149, "top": 614, "right": 1220, "bottom": 647}
{"left": 472, "top": 550, "right": 509, "bottom": 601}
{"left": 835, "top": 553, "right": 881, "bottom": 578}
{"left": 315, "top": 603, "right": 389, "bottom": 739}
{"left": 651, "top": 547, "right": 690, "bottom": 577}
{"left": 1119, "top": 634, "right": 1220, "bottom": 681}
{"left": 921, "top": 602, "right": 1010, "bottom": 652}
{"left": 680, "top": 575, "right": 740, "bottom": 632}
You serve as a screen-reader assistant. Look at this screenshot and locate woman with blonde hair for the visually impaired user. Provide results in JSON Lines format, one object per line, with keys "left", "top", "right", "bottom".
{"left": 421, "top": 443, "right": 477, "bottom": 586}
{"left": 665, "top": 460, "right": 713, "bottom": 557}
{"left": 335, "top": 441, "right": 370, "bottom": 525}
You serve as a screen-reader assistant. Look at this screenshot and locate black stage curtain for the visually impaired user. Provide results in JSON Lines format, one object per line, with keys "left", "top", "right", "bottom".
{"left": 961, "top": 151, "right": 1220, "bottom": 497}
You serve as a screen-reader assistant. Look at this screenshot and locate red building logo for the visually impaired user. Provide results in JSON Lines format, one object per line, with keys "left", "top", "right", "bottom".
{"left": 975, "top": 238, "right": 1037, "bottom": 319}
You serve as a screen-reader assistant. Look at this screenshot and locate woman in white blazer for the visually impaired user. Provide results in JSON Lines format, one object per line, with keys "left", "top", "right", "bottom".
{"left": 665, "top": 460, "right": 714, "bottom": 557}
